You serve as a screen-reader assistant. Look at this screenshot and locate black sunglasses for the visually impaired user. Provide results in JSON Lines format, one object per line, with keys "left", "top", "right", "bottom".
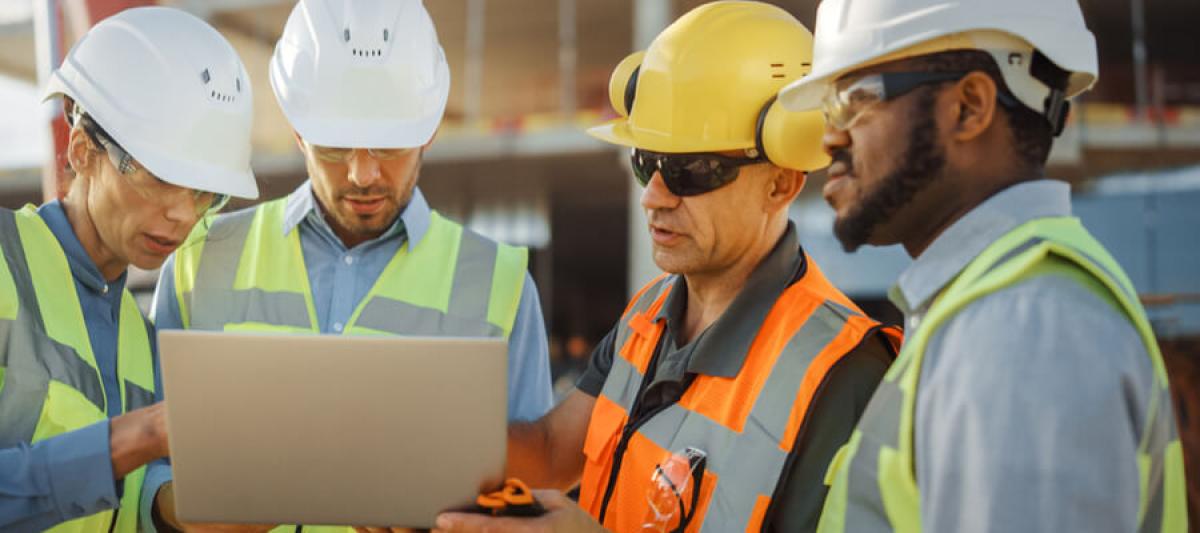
{"left": 630, "top": 148, "right": 765, "bottom": 197}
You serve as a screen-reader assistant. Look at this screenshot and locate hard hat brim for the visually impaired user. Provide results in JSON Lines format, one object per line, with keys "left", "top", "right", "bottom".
{"left": 778, "top": 75, "right": 829, "bottom": 113}
{"left": 587, "top": 118, "right": 755, "bottom": 155}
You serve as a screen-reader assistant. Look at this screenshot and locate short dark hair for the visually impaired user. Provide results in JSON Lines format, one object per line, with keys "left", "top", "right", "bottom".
{"left": 904, "top": 49, "right": 1054, "bottom": 171}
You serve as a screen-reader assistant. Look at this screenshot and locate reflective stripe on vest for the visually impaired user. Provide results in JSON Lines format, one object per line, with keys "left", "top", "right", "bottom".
{"left": 174, "top": 198, "right": 528, "bottom": 338}
{"left": 0, "top": 206, "right": 156, "bottom": 532}
{"left": 579, "top": 258, "right": 901, "bottom": 533}
{"left": 818, "top": 216, "right": 1188, "bottom": 533}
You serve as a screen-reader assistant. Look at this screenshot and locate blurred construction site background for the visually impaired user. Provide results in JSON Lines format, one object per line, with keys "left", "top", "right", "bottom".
{"left": 1, "top": 0, "right": 1197, "bottom": 520}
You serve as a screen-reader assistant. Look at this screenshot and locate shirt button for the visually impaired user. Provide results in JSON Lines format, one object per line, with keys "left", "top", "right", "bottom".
{"left": 333, "top": 323, "right": 344, "bottom": 332}
{"left": 343, "top": 256, "right": 354, "bottom": 265}
{"left": 101, "top": 284, "right": 109, "bottom": 295}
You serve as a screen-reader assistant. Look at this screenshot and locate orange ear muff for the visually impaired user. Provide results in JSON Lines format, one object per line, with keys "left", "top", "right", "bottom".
{"left": 608, "top": 51, "right": 646, "bottom": 117}
{"left": 756, "top": 96, "right": 831, "bottom": 172}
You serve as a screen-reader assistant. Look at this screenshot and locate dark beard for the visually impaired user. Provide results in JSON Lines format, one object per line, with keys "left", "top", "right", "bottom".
{"left": 833, "top": 89, "right": 947, "bottom": 252}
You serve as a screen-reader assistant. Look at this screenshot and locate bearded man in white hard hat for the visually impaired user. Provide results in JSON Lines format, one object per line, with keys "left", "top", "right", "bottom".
{"left": 146, "top": 1, "right": 554, "bottom": 531}
{"left": 775, "top": 0, "right": 1188, "bottom": 531}
{"left": 0, "top": 7, "right": 259, "bottom": 532}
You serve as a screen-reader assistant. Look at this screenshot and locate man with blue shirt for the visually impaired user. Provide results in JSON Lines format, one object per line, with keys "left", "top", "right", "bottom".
{"left": 145, "top": 0, "right": 554, "bottom": 530}
{"left": 0, "top": 7, "right": 260, "bottom": 532}
{"left": 776, "top": 0, "right": 1187, "bottom": 531}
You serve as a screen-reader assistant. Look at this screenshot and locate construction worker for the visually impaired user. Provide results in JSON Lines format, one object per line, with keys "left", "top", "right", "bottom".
{"left": 434, "top": 3, "right": 902, "bottom": 532}
{"left": 772, "top": 0, "right": 1189, "bottom": 531}
{"left": 145, "top": 0, "right": 554, "bottom": 531}
{"left": 0, "top": 7, "right": 258, "bottom": 532}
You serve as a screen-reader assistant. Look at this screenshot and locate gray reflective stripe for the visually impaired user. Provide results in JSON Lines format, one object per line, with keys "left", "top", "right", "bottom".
{"left": 191, "top": 288, "right": 312, "bottom": 330}
{"left": 186, "top": 209, "right": 255, "bottom": 329}
{"left": 599, "top": 355, "right": 642, "bottom": 413}
{"left": 125, "top": 380, "right": 155, "bottom": 411}
{"left": 825, "top": 300, "right": 862, "bottom": 322}
{"left": 841, "top": 377, "right": 905, "bottom": 533}
{"left": 0, "top": 211, "right": 106, "bottom": 446}
{"left": 1140, "top": 385, "right": 1176, "bottom": 533}
{"left": 353, "top": 296, "right": 504, "bottom": 337}
{"left": 446, "top": 230, "right": 498, "bottom": 321}
{"left": 631, "top": 302, "right": 854, "bottom": 532}
{"left": 748, "top": 304, "right": 845, "bottom": 442}
{"left": 600, "top": 277, "right": 670, "bottom": 412}
{"left": 611, "top": 276, "right": 674, "bottom": 359}
{"left": 0, "top": 317, "right": 49, "bottom": 446}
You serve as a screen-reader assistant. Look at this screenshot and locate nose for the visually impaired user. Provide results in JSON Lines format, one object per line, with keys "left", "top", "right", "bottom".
{"left": 347, "top": 149, "right": 381, "bottom": 188}
{"left": 822, "top": 123, "right": 851, "bottom": 158}
{"left": 162, "top": 185, "right": 201, "bottom": 225}
{"left": 640, "top": 170, "right": 681, "bottom": 211}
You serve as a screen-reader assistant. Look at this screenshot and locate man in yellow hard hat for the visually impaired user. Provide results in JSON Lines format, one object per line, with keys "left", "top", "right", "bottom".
{"left": 432, "top": 2, "right": 900, "bottom": 532}
{"left": 775, "top": 0, "right": 1188, "bottom": 531}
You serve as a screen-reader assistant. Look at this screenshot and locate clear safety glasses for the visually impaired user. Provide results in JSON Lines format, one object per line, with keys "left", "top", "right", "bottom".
{"left": 77, "top": 114, "right": 229, "bottom": 216}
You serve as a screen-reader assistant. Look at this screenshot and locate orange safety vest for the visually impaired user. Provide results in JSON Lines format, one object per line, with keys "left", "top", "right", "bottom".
{"left": 579, "top": 256, "right": 902, "bottom": 532}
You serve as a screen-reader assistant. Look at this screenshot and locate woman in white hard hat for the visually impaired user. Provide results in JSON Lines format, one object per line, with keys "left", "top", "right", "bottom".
{"left": 0, "top": 7, "right": 257, "bottom": 532}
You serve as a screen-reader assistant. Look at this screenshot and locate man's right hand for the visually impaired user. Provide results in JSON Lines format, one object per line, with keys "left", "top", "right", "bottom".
{"left": 110, "top": 402, "right": 169, "bottom": 479}
{"left": 433, "top": 490, "right": 606, "bottom": 533}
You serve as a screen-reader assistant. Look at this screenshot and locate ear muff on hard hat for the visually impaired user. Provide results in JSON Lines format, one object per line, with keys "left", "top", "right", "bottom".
{"left": 608, "top": 51, "right": 830, "bottom": 172}
{"left": 756, "top": 96, "right": 829, "bottom": 172}
{"left": 609, "top": 51, "right": 645, "bottom": 118}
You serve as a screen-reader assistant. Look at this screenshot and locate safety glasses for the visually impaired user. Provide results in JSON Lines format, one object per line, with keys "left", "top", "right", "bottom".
{"left": 822, "top": 71, "right": 968, "bottom": 130}
{"left": 644, "top": 447, "right": 707, "bottom": 533}
{"left": 823, "top": 70, "right": 1025, "bottom": 130}
{"left": 306, "top": 142, "right": 418, "bottom": 163}
{"left": 78, "top": 115, "right": 229, "bottom": 216}
{"left": 630, "top": 148, "right": 765, "bottom": 197}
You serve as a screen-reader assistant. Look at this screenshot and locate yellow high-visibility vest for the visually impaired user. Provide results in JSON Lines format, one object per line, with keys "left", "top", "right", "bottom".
{"left": 818, "top": 216, "right": 1187, "bottom": 533}
{"left": 0, "top": 205, "right": 156, "bottom": 532}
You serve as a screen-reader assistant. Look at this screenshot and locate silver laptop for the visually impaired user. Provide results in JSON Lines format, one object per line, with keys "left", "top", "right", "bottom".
{"left": 158, "top": 330, "right": 508, "bottom": 528}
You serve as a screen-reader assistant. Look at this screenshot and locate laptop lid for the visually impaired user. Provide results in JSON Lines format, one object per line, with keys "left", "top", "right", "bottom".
{"left": 159, "top": 330, "right": 507, "bottom": 528}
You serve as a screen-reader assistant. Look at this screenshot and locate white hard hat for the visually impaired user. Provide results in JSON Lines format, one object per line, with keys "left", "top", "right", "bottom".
{"left": 269, "top": 0, "right": 450, "bottom": 149}
{"left": 45, "top": 7, "right": 259, "bottom": 200}
{"left": 779, "top": 0, "right": 1098, "bottom": 124}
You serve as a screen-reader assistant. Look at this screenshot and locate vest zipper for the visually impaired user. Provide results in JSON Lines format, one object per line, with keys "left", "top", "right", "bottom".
{"left": 596, "top": 332, "right": 673, "bottom": 524}
{"left": 596, "top": 400, "right": 676, "bottom": 524}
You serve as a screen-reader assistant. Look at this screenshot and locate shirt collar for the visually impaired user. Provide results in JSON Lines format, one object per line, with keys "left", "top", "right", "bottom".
{"left": 653, "top": 222, "right": 806, "bottom": 378}
{"left": 889, "top": 179, "right": 1073, "bottom": 315}
{"left": 281, "top": 180, "right": 433, "bottom": 249}
{"left": 36, "top": 200, "right": 127, "bottom": 296}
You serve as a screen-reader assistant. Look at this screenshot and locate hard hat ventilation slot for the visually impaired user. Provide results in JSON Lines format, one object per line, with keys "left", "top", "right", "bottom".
{"left": 771, "top": 63, "right": 786, "bottom": 79}
{"left": 344, "top": 29, "right": 351, "bottom": 42}
{"left": 383, "top": 29, "right": 389, "bottom": 42}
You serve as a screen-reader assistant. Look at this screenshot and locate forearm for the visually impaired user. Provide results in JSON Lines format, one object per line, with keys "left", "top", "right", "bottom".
{"left": 0, "top": 422, "right": 120, "bottom": 531}
{"left": 506, "top": 391, "right": 593, "bottom": 490}
{"left": 506, "top": 420, "right": 582, "bottom": 490}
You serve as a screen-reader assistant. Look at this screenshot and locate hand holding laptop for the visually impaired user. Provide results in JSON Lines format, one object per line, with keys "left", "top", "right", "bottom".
{"left": 432, "top": 490, "right": 603, "bottom": 533}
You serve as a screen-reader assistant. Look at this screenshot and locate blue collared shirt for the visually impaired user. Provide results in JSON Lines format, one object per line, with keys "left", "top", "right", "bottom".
{"left": 1, "top": 200, "right": 147, "bottom": 531}
{"left": 143, "top": 183, "right": 554, "bottom": 528}
{"left": 888, "top": 180, "right": 1156, "bottom": 532}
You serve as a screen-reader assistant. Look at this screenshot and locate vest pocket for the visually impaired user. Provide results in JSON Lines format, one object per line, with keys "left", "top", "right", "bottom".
{"left": 583, "top": 397, "right": 625, "bottom": 463}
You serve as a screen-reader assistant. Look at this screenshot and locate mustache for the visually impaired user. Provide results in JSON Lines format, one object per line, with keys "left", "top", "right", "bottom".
{"left": 337, "top": 187, "right": 392, "bottom": 199}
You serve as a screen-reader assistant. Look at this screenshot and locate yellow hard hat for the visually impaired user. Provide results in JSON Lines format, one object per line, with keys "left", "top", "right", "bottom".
{"left": 588, "top": 1, "right": 830, "bottom": 172}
